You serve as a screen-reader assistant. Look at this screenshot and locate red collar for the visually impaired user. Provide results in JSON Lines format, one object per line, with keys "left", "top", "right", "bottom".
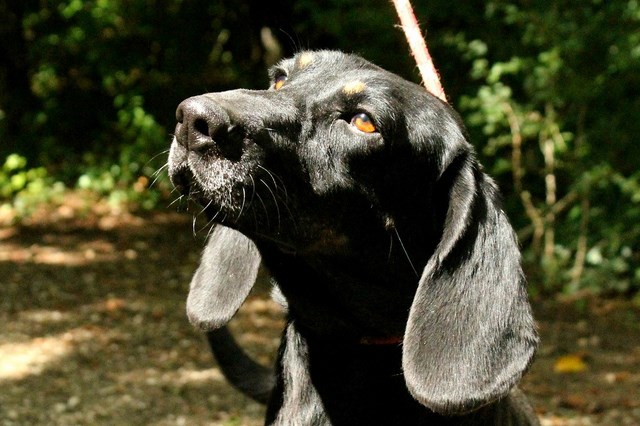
{"left": 359, "top": 336, "right": 403, "bottom": 345}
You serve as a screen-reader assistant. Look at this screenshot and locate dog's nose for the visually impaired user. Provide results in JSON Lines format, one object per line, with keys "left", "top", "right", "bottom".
{"left": 175, "top": 96, "right": 229, "bottom": 152}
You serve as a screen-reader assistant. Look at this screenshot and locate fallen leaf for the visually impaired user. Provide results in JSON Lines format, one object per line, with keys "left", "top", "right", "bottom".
{"left": 554, "top": 354, "right": 588, "bottom": 373}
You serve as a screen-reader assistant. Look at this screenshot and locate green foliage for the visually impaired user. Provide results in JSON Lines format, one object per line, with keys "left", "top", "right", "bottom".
{"left": 0, "top": 154, "right": 65, "bottom": 218}
{"left": 455, "top": 1, "right": 640, "bottom": 295}
{"left": 1, "top": 0, "right": 268, "bottom": 208}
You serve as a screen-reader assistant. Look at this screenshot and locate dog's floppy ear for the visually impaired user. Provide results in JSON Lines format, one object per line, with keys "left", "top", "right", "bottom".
{"left": 186, "top": 225, "right": 261, "bottom": 331}
{"left": 402, "top": 154, "right": 538, "bottom": 415}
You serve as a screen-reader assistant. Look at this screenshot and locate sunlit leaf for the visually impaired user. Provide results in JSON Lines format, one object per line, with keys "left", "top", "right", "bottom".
{"left": 554, "top": 354, "right": 588, "bottom": 374}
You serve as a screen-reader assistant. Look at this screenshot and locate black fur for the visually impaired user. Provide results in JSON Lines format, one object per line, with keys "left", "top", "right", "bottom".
{"left": 168, "top": 50, "right": 539, "bottom": 425}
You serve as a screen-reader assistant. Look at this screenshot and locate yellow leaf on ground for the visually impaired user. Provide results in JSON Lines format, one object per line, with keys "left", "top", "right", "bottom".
{"left": 554, "top": 354, "right": 588, "bottom": 373}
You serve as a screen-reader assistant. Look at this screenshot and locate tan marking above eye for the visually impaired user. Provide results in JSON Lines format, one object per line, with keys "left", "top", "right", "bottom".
{"left": 351, "top": 113, "right": 377, "bottom": 133}
{"left": 274, "top": 75, "right": 287, "bottom": 90}
{"left": 298, "top": 52, "right": 314, "bottom": 68}
{"left": 343, "top": 81, "right": 366, "bottom": 95}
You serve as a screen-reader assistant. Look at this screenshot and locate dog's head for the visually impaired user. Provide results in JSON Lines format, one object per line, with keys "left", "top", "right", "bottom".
{"left": 169, "top": 51, "right": 455, "bottom": 247}
{"left": 168, "top": 50, "right": 537, "bottom": 415}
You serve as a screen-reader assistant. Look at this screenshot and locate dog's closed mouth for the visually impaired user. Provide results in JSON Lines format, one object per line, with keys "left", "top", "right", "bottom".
{"left": 168, "top": 163, "right": 194, "bottom": 197}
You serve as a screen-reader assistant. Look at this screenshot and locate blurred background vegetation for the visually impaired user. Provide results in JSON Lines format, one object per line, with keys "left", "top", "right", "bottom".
{"left": 1, "top": 0, "right": 638, "bottom": 298}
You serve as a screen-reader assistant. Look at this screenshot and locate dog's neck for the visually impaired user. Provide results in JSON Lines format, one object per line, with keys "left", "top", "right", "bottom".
{"left": 256, "top": 241, "right": 421, "bottom": 342}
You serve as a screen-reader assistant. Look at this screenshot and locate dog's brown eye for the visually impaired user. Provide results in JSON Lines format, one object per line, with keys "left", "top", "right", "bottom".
{"left": 351, "top": 113, "right": 377, "bottom": 133}
{"left": 274, "top": 75, "right": 287, "bottom": 90}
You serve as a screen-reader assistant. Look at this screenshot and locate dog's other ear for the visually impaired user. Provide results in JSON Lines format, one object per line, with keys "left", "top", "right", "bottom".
{"left": 186, "top": 225, "right": 261, "bottom": 331}
{"left": 402, "top": 154, "right": 538, "bottom": 415}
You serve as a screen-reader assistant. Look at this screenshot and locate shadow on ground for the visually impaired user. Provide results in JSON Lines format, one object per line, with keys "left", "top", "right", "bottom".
{"left": 1, "top": 211, "right": 638, "bottom": 425}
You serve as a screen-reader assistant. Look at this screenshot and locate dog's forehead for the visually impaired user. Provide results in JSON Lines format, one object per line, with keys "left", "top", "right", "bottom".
{"left": 274, "top": 50, "right": 389, "bottom": 86}
{"left": 279, "top": 50, "right": 375, "bottom": 71}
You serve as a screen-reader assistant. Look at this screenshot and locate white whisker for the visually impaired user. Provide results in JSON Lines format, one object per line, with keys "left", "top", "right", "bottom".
{"left": 258, "top": 165, "right": 288, "bottom": 200}
{"left": 167, "top": 194, "right": 184, "bottom": 209}
{"left": 205, "top": 222, "right": 217, "bottom": 241}
{"left": 249, "top": 175, "right": 257, "bottom": 206}
{"left": 151, "top": 162, "right": 169, "bottom": 178}
{"left": 236, "top": 186, "right": 247, "bottom": 222}
{"left": 198, "top": 199, "right": 214, "bottom": 217}
{"left": 255, "top": 191, "right": 270, "bottom": 229}
{"left": 192, "top": 214, "right": 198, "bottom": 237}
{"left": 261, "top": 178, "right": 281, "bottom": 230}
{"left": 145, "top": 149, "right": 171, "bottom": 167}
{"left": 394, "top": 228, "right": 418, "bottom": 277}
{"left": 200, "top": 208, "right": 221, "bottom": 235}
{"left": 149, "top": 163, "right": 169, "bottom": 188}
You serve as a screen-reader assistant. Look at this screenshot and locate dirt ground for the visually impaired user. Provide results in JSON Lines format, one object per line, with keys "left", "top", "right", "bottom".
{"left": 1, "top": 206, "right": 639, "bottom": 425}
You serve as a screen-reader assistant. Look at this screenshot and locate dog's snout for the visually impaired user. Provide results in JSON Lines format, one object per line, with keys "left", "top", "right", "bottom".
{"left": 175, "top": 96, "right": 231, "bottom": 153}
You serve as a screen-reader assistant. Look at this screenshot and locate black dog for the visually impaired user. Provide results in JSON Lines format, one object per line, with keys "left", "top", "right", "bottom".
{"left": 168, "top": 50, "right": 539, "bottom": 425}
